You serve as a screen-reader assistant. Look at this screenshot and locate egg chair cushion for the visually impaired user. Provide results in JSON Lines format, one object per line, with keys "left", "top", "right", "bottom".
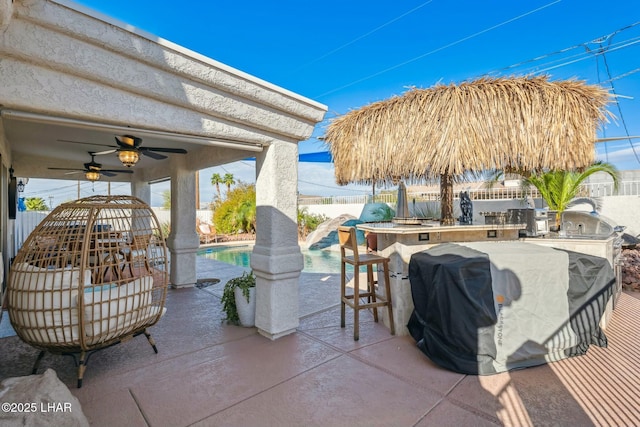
{"left": 10, "top": 263, "right": 92, "bottom": 344}
{"left": 82, "top": 275, "right": 164, "bottom": 342}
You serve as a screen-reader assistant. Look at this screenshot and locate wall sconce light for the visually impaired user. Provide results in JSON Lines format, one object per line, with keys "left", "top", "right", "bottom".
{"left": 118, "top": 150, "right": 140, "bottom": 167}
{"left": 85, "top": 171, "right": 101, "bottom": 182}
{"left": 17, "top": 177, "right": 29, "bottom": 192}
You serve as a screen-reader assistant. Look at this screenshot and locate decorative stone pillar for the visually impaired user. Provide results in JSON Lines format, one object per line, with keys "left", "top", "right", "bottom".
{"left": 166, "top": 156, "right": 199, "bottom": 288}
{"left": 252, "top": 140, "right": 303, "bottom": 339}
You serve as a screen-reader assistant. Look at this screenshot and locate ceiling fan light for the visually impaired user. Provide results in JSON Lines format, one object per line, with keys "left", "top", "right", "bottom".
{"left": 118, "top": 150, "right": 139, "bottom": 167}
{"left": 85, "top": 170, "right": 101, "bottom": 182}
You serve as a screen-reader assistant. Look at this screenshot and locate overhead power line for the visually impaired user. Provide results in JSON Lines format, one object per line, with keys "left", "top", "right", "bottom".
{"left": 596, "top": 40, "right": 640, "bottom": 164}
{"left": 602, "top": 66, "right": 640, "bottom": 83}
{"left": 295, "top": 0, "right": 434, "bottom": 72}
{"left": 315, "top": 0, "right": 561, "bottom": 98}
{"left": 491, "top": 21, "right": 640, "bottom": 76}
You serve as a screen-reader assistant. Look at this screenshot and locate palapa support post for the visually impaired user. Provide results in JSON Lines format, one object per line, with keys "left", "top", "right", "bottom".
{"left": 440, "top": 172, "right": 455, "bottom": 225}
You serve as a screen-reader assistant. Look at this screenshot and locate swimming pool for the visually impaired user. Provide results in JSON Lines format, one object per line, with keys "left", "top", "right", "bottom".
{"left": 197, "top": 245, "right": 347, "bottom": 273}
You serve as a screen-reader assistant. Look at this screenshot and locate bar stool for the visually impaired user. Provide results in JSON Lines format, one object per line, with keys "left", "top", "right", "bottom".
{"left": 338, "top": 226, "right": 395, "bottom": 341}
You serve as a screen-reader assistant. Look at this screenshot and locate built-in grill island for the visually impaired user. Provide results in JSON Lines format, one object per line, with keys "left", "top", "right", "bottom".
{"left": 357, "top": 209, "right": 625, "bottom": 335}
{"left": 484, "top": 209, "right": 624, "bottom": 314}
{"left": 480, "top": 209, "right": 623, "bottom": 306}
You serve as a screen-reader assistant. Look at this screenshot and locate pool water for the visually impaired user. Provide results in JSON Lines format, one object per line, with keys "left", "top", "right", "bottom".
{"left": 197, "top": 245, "right": 350, "bottom": 273}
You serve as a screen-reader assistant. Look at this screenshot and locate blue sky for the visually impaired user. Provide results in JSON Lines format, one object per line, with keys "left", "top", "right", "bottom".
{"left": 23, "top": 0, "right": 640, "bottom": 206}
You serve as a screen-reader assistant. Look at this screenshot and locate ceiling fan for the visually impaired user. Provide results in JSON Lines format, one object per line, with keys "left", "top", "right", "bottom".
{"left": 94, "top": 135, "right": 188, "bottom": 167}
{"left": 48, "top": 152, "right": 134, "bottom": 182}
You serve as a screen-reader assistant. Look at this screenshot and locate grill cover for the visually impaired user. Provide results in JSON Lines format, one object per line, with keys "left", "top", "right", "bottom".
{"left": 407, "top": 242, "right": 615, "bottom": 375}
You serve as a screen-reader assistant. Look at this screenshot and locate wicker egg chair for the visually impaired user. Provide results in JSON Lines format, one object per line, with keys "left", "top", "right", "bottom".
{"left": 7, "top": 195, "right": 169, "bottom": 387}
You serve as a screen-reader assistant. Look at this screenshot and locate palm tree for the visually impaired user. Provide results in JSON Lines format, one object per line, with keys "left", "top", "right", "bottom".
{"left": 235, "top": 199, "right": 256, "bottom": 233}
{"left": 223, "top": 173, "right": 235, "bottom": 196}
{"left": 523, "top": 161, "right": 619, "bottom": 228}
{"left": 210, "top": 173, "right": 223, "bottom": 200}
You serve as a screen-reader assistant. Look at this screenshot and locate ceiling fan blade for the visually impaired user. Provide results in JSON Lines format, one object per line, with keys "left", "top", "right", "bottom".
{"left": 48, "top": 167, "right": 85, "bottom": 172}
{"left": 144, "top": 146, "right": 188, "bottom": 154}
{"left": 100, "top": 169, "right": 134, "bottom": 174}
{"left": 93, "top": 149, "right": 118, "bottom": 156}
{"left": 139, "top": 148, "right": 167, "bottom": 160}
{"left": 100, "top": 171, "right": 117, "bottom": 177}
{"left": 57, "top": 139, "right": 115, "bottom": 149}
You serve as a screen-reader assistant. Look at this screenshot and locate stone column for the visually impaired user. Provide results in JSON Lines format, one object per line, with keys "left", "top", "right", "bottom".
{"left": 252, "top": 140, "right": 303, "bottom": 339}
{"left": 166, "top": 156, "right": 199, "bottom": 288}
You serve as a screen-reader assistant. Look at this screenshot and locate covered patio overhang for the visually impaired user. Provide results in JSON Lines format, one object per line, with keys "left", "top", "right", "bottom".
{"left": 0, "top": 0, "right": 327, "bottom": 339}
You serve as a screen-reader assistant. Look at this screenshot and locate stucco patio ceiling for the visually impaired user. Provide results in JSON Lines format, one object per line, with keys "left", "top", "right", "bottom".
{"left": 3, "top": 109, "right": 265, "bottom": 182}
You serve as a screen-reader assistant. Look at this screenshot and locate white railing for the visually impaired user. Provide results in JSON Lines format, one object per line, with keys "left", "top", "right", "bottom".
{"left": 14, "top": 211, "right": 49, "bottom": 251}
{"left": 299, "top": 194, "right": 393, "bottom": 205}
{"left": 298, "top": 180, "right": 640, "bottom": 206}
{"left": 299, "top": 187, "right": 541, "bottom": 205}
{"left": 583, "top": 181, "right": 640, "bottom": 197}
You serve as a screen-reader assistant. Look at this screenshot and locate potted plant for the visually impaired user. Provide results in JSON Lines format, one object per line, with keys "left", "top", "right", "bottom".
{"left": 523, "top": 161, "right": 619, "bottom": 230}
{"left": 221, "top": 270, "right": 256, "bottom": 326}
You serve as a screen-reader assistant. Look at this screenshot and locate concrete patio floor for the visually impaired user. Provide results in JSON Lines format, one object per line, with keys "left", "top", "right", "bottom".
{"left": 1, "top": 255, "right": 640, "bottom": 427}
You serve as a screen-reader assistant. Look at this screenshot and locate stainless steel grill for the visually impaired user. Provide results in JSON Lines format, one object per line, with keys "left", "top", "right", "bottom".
{"left": 507, "top": 208, "right": 550, "bottom": 237}
{"left": 480, "top": 209, "right": 550, "bottom": 236}
{"left": 479, "top": 211, "right": 510, "bottom": 225}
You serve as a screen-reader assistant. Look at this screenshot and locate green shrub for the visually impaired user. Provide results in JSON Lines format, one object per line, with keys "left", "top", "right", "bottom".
{"left": 213, "top": 183, "right": 256, "bottom": 234}
{"left": 298, "top": 208, "right": 328, "bottom": 239}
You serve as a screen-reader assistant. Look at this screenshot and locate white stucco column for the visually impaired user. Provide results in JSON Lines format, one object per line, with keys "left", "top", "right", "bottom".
{"left": 166, "top": 156, "right": 199, "bottom": 288}
{"left": 130, "top": 179, "right": 151, "bottom": 205}
{"left": 252, "top": 140, "right": 302, "bottom": 340}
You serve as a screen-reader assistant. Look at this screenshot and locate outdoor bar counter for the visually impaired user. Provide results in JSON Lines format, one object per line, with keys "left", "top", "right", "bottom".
{"left": 356, "top": 221, "right": 619, "bottom": 336}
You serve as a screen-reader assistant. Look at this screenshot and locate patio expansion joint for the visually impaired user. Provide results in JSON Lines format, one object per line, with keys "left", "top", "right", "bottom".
{"left": 295, "top": 329, "right": 390, "bottom": 356}
{"left": 296, "top": 330, "right": 500, "bottom": 426}
{"left": 432, "top": 374, "right": 503, "bottom": 426}
{"left": 128, "top": 387, "right": 152, "bottom": 427}
{"left": 185, "top": 344, "right": 345, "bottom": 426}
{"left": 298, "top": 303, "right": 342, "bottom": 321}
{"left": 87, "top": 332, "right": 262, "bottom": 395}
{"left": 297, "top": 330, "right": 434, "bottom": 387}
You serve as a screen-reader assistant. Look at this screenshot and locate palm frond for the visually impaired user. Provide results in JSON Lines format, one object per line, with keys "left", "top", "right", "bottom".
{"left": 524, "top": 162, "right": 619, "bottom": 212}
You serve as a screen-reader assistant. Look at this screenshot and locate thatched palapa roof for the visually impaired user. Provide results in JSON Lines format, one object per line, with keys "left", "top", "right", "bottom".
{"left": 324, "top": 76, "right": 613, "bottom": 186}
